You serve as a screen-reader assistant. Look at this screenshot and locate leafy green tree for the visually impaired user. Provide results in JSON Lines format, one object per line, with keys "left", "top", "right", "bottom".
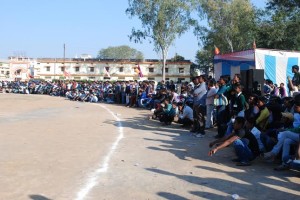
{"left": 195, "top": 49, "right": 214, "bottom": 74}
{"left": 171, "top": 54, "right": 185, "bottom": 62}
{"left": 126, "top": 0, "right": 196, "bottom": 80}
{"left": 196, "top": 0, "right": 256, "bottom": 53}
{"left": 97, "top": 45, "right": 144, "bottom": 60}
{"left": 255, "top": 0, "right": 300, "bottom": 50}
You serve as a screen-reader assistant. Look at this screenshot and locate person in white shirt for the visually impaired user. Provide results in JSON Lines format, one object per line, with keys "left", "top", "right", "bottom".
{"left": 171, "top": 89, "right": 180, "bottom": 103}
{"left": 178, "top": 102, "right": 193, "bottom": 128}
{"left": 192, "top": 75, "right": 207, "bottom": 137}
{"left": 205, "top": 79, "right": 218, "bottom": 129}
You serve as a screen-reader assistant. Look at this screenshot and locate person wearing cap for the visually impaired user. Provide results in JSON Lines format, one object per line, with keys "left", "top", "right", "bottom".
{"left": 288, "top": 65, "right": 300, "bottom": 96}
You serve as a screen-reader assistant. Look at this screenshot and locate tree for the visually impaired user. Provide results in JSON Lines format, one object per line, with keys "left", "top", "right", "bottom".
{"left": 255, "top": 0, "right": 300, "bottom": 50}
{"left": 196, "top": 0, "right": 256, "bottom": 53}
{"left": 195, "top": 49, "right": 214, "bottom": 74}
{"left": 171, "top": 54, "right": 185, "bottom": 62}
{"left": 126, "top": 0, "right": 195, "bottom": 81}
{"left": 97, "top": 45, "right": 144, "bottom": 60}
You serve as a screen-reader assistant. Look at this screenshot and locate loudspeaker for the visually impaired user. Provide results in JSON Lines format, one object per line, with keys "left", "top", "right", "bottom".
{"left": 240, "top": 70, "right": 248, "bottom": 88}
{"left": 247, "top": 69, "right": 264, "bottom": 96}
{"left": 240, "top": 70, "right": 250, "bottom": 98}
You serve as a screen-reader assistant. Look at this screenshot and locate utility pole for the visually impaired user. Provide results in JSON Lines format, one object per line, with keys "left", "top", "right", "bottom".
{"left": 63, "top": 43, "right": 66, "bottom": 62}
{"left": 63, "top": 43, "right": 66, "bottom": 80}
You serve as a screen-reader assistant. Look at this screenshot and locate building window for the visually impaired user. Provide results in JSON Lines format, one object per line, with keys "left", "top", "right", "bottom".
{"left": 90, "top": 67, "right": 95, "bottom": 72}
{"left": 148, "top": 78, "right": 155, "bottom": 81}
{"left": 179, "top": 68, "right": 184, "bottom": 73}
{"left": 74, "top": 77, "right": 81, "bottom": 80}
{"left": 6, "top": 71, "right": 10, "bottom": 75}
{"left": 89, "top": 77, "right": 95, "bottom": 79}
{"left": 1, "top": 71, "right": 4, "bottom": 74}
{"left": 46, "top": 66, "right": 50, "bottom": 72}
{"left": 45, "top": 76, "right": 52, "bottom": 79}
{"left": 119, "top": 67, "right": 124, "bottom": 72}
{"left": 61, "top": 67, "right": 65, "bottom": 72}
{"left": 149, "top": 68, "right": 154, "bottom": 73}
{"left": 165, "top": 68, "right": 169, "bottom": 73}
{"left": 75, "top": 67, "right": 80, "bottom": 72}
{"left": 165, "top": 78, "right": 170, "bottom": 81}
{"left": 178, "top": 78, "right": 185, "bottom": 83}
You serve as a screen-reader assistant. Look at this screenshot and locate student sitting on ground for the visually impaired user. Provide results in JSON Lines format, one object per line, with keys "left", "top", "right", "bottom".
{"left": 256, "top": 96, "right": 270, "bottom": 131}
{"left": 159, "top": 99, "right": 176, "bottom": 125}
{"left": 282, "top": 136, "right": 300, "bottom": 171}
{"left": 264, "top": 97, "right": 300, "bottom": 170}
{"left": 177, "top": 102, "right": 193, "bottom": 128}
{"left": 208, "top": 117, "right": 260, "bottom": 166}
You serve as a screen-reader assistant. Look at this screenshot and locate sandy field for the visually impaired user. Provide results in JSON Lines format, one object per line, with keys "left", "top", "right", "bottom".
{"left": 0, "top": 94, "right": 299, "bottom": 200}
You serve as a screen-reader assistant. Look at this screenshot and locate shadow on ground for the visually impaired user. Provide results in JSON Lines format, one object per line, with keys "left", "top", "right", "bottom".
{"left": 104, "top": 105, "right": 300, "bottom": 199}
{"left": 29, "top": 195, "right": 52, "bottom": 200}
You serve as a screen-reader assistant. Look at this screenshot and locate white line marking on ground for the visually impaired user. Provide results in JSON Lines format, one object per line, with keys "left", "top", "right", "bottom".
{"left": 75, "top": 104, "right": 124, "bottom": 200}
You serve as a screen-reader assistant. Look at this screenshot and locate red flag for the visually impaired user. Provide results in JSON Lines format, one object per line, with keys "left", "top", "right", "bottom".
{"left": 214, "top": 45, "right": 220, "bottom": 55}
{"left": 137, "top": 64, "right": 143, "bottom": 78}
{"left": 63, "top": 70, "right": 71, "bottom": 77}
{"left": 26, "top": 71, "right": 34, "bottom": 79}
{"left": 253, "top": 40, "right": 257, "bottom": 49}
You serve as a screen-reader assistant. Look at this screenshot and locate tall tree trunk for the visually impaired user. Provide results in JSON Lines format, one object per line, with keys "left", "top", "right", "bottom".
{"left": 161, "top": 47, "right": 168, "bottom": 81}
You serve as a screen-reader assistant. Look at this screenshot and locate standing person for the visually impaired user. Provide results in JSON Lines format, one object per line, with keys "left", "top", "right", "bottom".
{"left": 288, "top": 65, "right": 300, "bottom": 96}
{"left": 121, "top": 81, "right": 126, "bottom": 104}
{"left": 224, "top": 83, "right": 246, "bottom": 136}
{"left": 205, "top": 79, "right": 218, "bottom": 129}
{"left": 125, "top": 81, "right": 131, "bottom": 107}
{"left": 191, "top": 75, "right": 207, "bottom": 138}
{"left": 214, "top": 76, "right": 229, "bottom": 138}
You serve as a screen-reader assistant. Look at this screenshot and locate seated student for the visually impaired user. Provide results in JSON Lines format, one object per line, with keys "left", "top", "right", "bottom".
{"left": 177, "top": 102, "right": 193, "bottom": 128}
{"left": 282, "top": 97, "right": 295, "bottom": 114}
{"left": 208, "top": 117, "right": 260, "bottom": 166}
{"left": 159, "top": 99, "right": 176, "bottom": 125}
{"left": 261, "top": 112, "right": 294, "bottom": 152}
{"left": 282, "top": 136, "right": 300, "bottom": 171}
{"left": 137, "top": 89, "right": 147, "bottom": 107}
{"left": 245, "top": 117, "right": 266, "bottom": 153}
{"left": 256, "top": 96, "right": 270, "bottom": 131}
{"left": 244, "top": 93, "right": 260, "bottom": 120}
{"left": 89, "top": 93, "right": 98, "bottom": 103}
{"left": 264, "top": 96, "right": 300, "bottom": 170}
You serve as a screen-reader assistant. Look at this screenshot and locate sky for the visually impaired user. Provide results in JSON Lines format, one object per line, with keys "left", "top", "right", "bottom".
{"left": 0, "top": 0, "right": 267, "bottom": 61}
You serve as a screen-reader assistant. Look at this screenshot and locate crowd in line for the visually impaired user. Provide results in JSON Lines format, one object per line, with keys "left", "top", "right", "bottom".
{"left": 1, "top": 65, "right": 300, "bottom": 172}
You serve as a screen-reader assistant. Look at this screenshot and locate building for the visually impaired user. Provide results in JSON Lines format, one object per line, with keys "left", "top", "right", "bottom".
{"left": 0, "top": 60, "right": 10, "bottom": 80}
{"left": 5, "top": 57, "right": 192, "bottom": 82}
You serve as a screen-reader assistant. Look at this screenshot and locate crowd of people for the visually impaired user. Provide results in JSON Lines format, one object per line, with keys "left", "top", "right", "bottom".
{"left": 1, "top": 65, "right": 300, "bottom": 172}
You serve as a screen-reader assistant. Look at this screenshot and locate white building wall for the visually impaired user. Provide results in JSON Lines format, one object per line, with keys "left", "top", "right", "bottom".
{"left": 3, "top": 58, "right": 191, "bottom": 82}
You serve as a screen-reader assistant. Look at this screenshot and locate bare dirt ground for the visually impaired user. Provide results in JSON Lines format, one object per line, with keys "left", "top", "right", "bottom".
{"left": 0, "top": 94, "right": 299, "bottom": 200}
